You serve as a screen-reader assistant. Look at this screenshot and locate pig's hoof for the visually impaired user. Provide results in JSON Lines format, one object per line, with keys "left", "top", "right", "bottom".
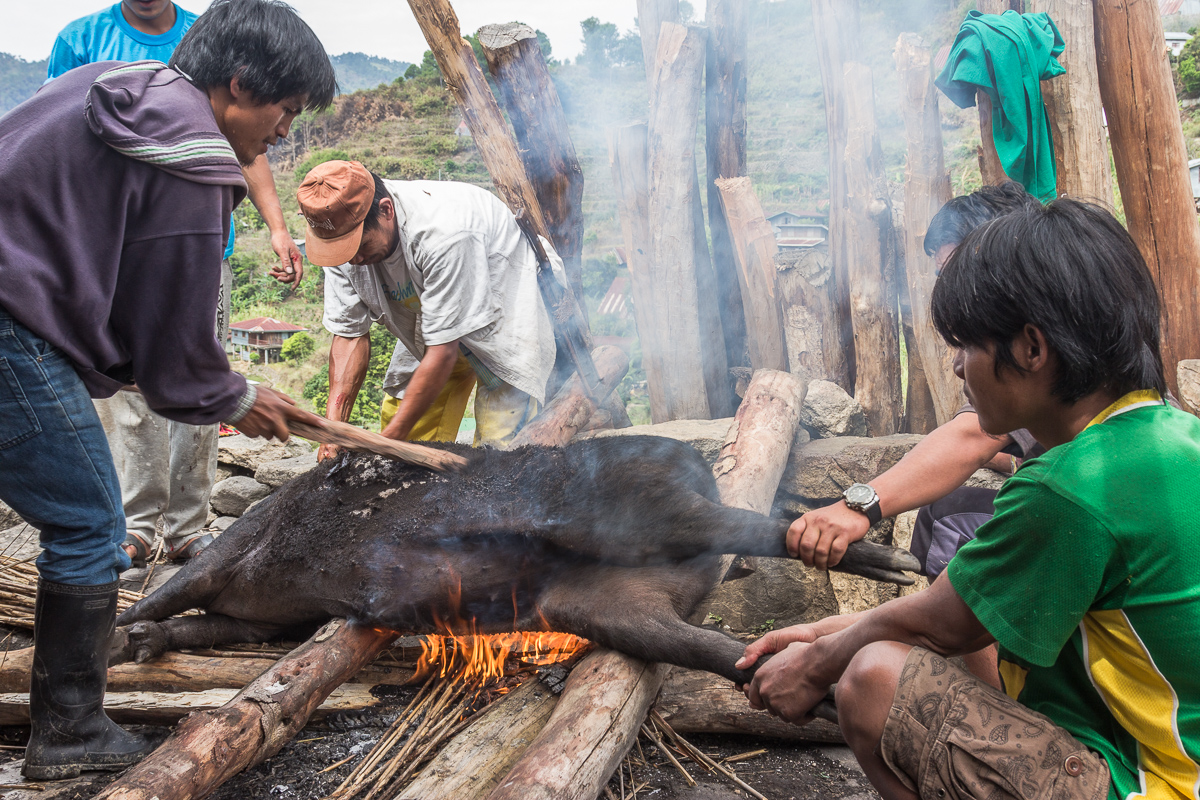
{"left": 123, "top": 621, "right": 170, "bottom": 664}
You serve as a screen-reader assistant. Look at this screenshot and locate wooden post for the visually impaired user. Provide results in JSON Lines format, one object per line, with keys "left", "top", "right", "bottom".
{"left": 609, "top": 123, "right": 670, "bottom": 423}
{"left": 399, "top": 679, "right": 559, "bottom": 800}
{"left": 776, "top": 247, "right": 848, "bottom": 386}
{"left": 406, "top": 0, "right": 548, "bottom": 243}
{"left": 974, "top": 1, "right": 1018, "bottom": 186}
{"left": 477, "top": 23, "right": 587, "bottom": 311}
{"left": 647, "top": 22, "right": 712, "bottom": 420}
{"left": 1095, "top": 0, "right": 1200, "bottom": 388}
{"left": 894, "top": 33, "right": 963, "bottom": 426}
{"left": 713, "top": 177, "right": 788, "bottom": 373}
{"left": 811, "top": 0, "right": 858, "bottom": 392}
{"left": 487, "top": 370, "right": 809, "bottom": 800}
{"left": 692, "top": 164, "right": 736, "bottom": 418}
{"left": 1028, "top": 0, "right": 1113, "bottom": 205}
{"left": 94, "top": 620, "right": 397, "bottom": 800}
{"left": 896, "top": 245, "right": 940, "bottom": 435}
{"left": 843, "top": 62, "right": 902, "bottom": 436}
{"left": 705, "top": 0, "right": 750, "bottom": 379}
{"left": 637, "top": 0, "right": 681, "bottom": 83}
{"left": 508, "top": 346, "right": 629, "bottom": 448}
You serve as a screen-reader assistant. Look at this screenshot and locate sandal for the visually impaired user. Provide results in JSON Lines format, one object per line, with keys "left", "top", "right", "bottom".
{"left": 122, "top": 531, "right": 154, "bottom": 570}
{"left": 166, "top": 532, "right": 214, "bottom": 563}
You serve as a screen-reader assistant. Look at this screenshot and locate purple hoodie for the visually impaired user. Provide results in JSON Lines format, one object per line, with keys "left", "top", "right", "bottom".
{"left": 0, "top": 61, "right": 249, "bottom": 425}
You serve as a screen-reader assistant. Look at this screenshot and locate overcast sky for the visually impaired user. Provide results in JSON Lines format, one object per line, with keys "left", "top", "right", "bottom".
{"left": 4, "top": 0, "right": 642, "bottom": 64}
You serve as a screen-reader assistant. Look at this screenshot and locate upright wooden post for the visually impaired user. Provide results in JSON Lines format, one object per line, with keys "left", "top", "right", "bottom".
{"left": 895, "top": 33, "right": 962, "bottom": 426}
{"left": 974, "top": 0, "right": 1019, "bottom": 186}
{"left": 647, "top": 23, "right": 712, "bottom": 420}
{"left": 705, "top": 0, "right": 750, "bottom": 378}
{"left": 406, "top": 0, "right": 548, "bottom": 242}
{"left": 1027, "top": 0, "right": 1113, "bottom": 204}
{"left": 609, "top": 123, "right": 670, "bottom": 423}
{"left": 714, "top": 177, "right": 788, "bottom": 373}
{"left": 637, "top": 0, "right": 681, "bottom": 82}
{"left": 1095, "top": 0, "right": 1200, "bottom": 388}
{"left": 843, "top": 62, "right": 902, "bottom": 436}
{"left": 810, "top": 0, "right": 858, "bottom": 392}
{"left": 477, "top": 23, "right": 587, "bottom": 310}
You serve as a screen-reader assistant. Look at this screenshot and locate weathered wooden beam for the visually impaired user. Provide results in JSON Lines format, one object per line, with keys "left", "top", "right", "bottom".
{"left": 1095, "top": 0, "right": 1200, "bottom": 389}
{"left": 894, "top": 33, "right": 962, "bottom": 427}
{"left": 647, "top": 22, "right": 712, "bottom": 420}
{"left": 406, "top": 0, "right": 548, "bottom": 241}
{"left": 399, "top": 679, "right": 559, "bottom": 800}
{"left": 637, "top": 0, "right": 681, "bottom": 88}
{"left": 776, "top": 249, "right": 845, "bottom": 386}
{"left": 477, "top": 22, "right": 587, "bottom": 312}
{"left": 93, "top": 620, "right": 398, "bottom": 800}
{"left": 1028, "top": 0, "right": 1113, "bottom": 204}
{"left": 608, "top": 123, "right": 670, "bottom": 423}
{"left": 0, "top": 685, "right": 379, "bottom": 727}
{"left": 974, "top": 2, "right": 1018, "bottom": 186}
{"left": 713, "top": 177, "right": 788, "bottom": 374}
{"left": 843, "top": 62, "right": 902, "bottom": 436}
{"left": 810, "top": 0, "right": 858, "bottom": 392}
{"left": 486, "top": 369, "right": 809, "bottom": 800}
{"left": 654, "top": 667, "right": 844, "bottom": 744}
{"left": 705, "top": 0, "right": 750, "bottom": 384}
{"left": 508, "top": 346, "right": 629, "bottom": 449}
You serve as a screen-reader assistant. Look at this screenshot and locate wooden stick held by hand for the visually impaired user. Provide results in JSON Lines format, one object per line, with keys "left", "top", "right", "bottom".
{"left": 287, "top": 415, "right": 469, "bottom": 473}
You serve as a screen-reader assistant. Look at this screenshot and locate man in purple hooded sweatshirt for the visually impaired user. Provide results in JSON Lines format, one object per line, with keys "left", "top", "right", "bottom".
{"left": 0, "top": 0, "right": 335, "bottom": 780}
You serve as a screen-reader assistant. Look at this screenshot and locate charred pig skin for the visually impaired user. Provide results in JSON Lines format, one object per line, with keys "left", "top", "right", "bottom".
{"left": 115, "top": 436, "right": 919, "bottom": 684}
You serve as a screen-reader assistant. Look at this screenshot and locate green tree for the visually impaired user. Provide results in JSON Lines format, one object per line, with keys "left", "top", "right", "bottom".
{"left": 1179, "top": 34, "right": 1200, "bottom": 97}
{"left": 295, "top": 148, "right": 352, "bottom": 181}
{"left": 280, "top": 331, "right": 315, "bottom": 364}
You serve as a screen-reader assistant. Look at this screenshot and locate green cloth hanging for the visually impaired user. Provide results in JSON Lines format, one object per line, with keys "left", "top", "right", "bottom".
{"left": 935, "top": 10, "right": 1065, "bottom": 201}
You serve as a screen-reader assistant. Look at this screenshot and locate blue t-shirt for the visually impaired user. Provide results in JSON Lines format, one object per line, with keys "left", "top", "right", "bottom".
{"left": 46, "top": 3, "right": 236, "bottom": 260}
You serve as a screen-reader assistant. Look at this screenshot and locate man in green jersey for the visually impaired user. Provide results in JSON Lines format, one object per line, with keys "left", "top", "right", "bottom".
{"left": 739, "top": 199, "right": 1200, "bottom": 800}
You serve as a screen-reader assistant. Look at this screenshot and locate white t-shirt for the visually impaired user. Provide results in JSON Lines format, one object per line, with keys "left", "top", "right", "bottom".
{"left": 323, "top": 180, "right": 562, "bottom": 403}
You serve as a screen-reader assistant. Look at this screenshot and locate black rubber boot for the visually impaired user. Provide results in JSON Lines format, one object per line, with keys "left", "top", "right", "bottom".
{"left": 22, "top": 580, "right": 154, "bottom": 780}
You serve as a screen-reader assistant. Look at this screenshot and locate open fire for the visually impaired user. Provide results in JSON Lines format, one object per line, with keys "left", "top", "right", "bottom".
{"left": 414, "top": 624, "right": 590, "bottom": 684}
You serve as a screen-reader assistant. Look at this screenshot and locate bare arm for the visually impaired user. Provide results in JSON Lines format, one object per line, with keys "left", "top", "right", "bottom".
{"left": 792, "top": 412, "right": 1013, "bottom": 570}
{"left": 243, "top": 155, "right": 303, "bottom": 286}
{"left": 745, "top": 573, "right": 994, "bottom": 722}
{"left": 318, "top": 334, "right": 371, "bottom": 461}
{"left": 379, "top": 342, "right": 459, "bottom": 441}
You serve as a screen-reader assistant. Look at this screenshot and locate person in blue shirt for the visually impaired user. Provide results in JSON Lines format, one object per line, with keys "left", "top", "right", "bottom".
{"left": 47, "top": 0, "right": 309, "bottom": 565}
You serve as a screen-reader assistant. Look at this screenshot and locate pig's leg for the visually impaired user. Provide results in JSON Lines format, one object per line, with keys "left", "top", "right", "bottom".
{"left": 109, "top": 614, "right": 286, "bottom": 665}
{"left": 536, "top": 560, "right": 758, "bottom": 685}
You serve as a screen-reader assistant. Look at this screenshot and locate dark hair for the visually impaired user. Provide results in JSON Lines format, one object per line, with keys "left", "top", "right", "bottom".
{"left": 361, "top": 171, "right": 390, "bottom": 232}
{"left": 924, "top": 182, "right": 1042, "bottom": 256}
{"left": 170, "top": 0, "right": 336, "bottom": 111}
{"left": 931, "top": 199, "right": 1165, "bottom": 403}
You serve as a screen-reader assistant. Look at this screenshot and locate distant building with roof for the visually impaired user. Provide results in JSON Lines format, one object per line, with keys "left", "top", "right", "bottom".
{"left": 229, "top": 317, "right": 307, "bottom": 364}
{"left": 766, "top": 210, "right": 828, "bottom": 250}
{"left": 1166, "top": 31, "right": 1194, "bottom": 57}
{"left": 598, "top": 276, "right": 630, "bottom": 319}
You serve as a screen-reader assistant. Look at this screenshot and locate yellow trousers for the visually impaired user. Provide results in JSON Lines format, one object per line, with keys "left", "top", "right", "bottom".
{"left": 380, "top": 354, "right": 539, "bottom": 448}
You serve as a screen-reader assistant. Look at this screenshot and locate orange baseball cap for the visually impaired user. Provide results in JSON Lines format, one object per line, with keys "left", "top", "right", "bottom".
{"left": 297, "top": 160, "right": 375, "bottom": 267}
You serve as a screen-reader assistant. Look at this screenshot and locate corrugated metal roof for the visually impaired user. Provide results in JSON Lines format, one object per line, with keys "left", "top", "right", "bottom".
{"left": 1162, "top": 0, "right": 1185, "bottom": 15}
{"left": 229, "top": 316, "right": 307, "bottom": 333}
{"left": 597, "top": 276, "right": 630, "bottom": 318}
{"left": 777, "top": 238, "right": 825, "bottom": 249}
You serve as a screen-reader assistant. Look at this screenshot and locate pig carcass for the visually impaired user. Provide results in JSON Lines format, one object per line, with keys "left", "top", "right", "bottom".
{"left": 114, "top": 436, "right": 919, "bottom": 684}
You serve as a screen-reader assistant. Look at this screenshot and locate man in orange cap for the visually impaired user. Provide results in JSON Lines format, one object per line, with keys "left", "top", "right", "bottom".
{"left": 299, "top": 161, "right": 563, "bottom": 451}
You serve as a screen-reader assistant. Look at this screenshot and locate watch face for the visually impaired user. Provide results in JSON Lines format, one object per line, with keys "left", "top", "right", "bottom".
{"left": 845, "top": 484, "right": 875, "bottom": 506}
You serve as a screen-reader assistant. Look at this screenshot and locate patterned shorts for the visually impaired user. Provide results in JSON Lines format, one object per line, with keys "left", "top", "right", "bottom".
{"left": 880, "top": 647, "right": 1110, "bottom": 800}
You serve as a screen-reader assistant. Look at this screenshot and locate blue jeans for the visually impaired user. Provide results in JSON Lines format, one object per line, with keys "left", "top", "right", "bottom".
{"left": 0, "top": 308, "right": 131, "bottom": 584}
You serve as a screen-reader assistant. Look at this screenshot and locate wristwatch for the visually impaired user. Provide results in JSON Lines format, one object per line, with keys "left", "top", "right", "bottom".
{"left": 842, "top": 483, "right": 882, "bottom": 527}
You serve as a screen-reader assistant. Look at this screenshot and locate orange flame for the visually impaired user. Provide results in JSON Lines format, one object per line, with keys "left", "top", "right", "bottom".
{"left": 411, "top": 563, "right": 588, "bottom": 685}
{"left": 414, "top": 620, "right": 587, "bottom": 684}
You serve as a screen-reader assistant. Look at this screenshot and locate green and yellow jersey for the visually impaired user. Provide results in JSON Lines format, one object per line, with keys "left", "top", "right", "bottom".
{"left": 948, "top": 391, "right": 1200, "bottom": 800}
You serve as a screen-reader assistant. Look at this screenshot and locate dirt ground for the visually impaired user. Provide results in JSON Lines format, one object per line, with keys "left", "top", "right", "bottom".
{"left": 0, "top": 675, "right": 879, "bottom": 800}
